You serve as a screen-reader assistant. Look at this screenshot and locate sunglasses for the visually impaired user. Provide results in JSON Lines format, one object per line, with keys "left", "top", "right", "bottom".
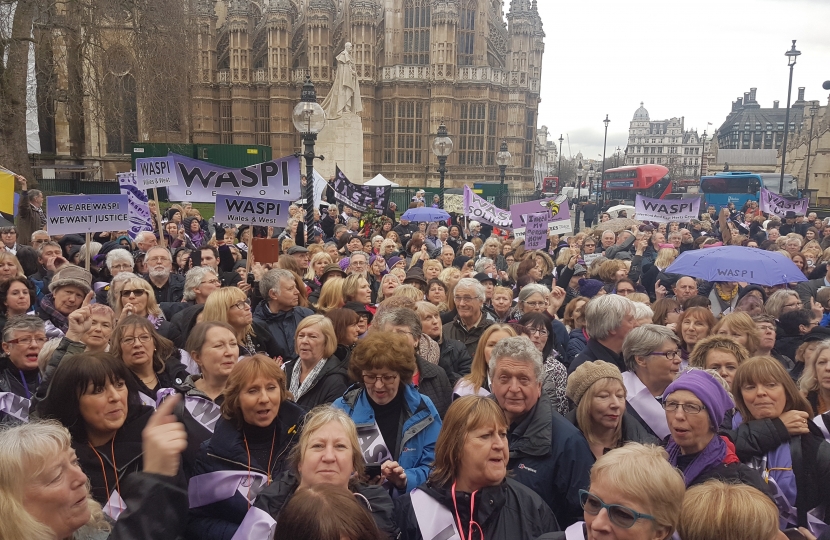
{"left": 120, "top": 289, "right": 147, "bottom": 298}
{"left": 579, "top": 490, "right": 655, "bottom": 529}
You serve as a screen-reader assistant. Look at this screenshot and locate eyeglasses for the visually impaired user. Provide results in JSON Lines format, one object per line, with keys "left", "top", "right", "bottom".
{"left": 525, "top": 327, "right": 549, "bottom": 337}
{"left": 230, "top": 300, "right": 251, "bottom": 311}
{"left": 110, "top": 263, "right": 133, "bottom": 271}
{"left": 650, "top": 349, "right": 680, "bottom": 360}
{"left": 122, "top": 334, "right": 153, "bottom": 346}
{"left": 120, "top": 289, "right": 147, "bottom": 298}
{"left": 663, "top": 401, "right": 706, "bottom": 414}
{"left": 579, "top": 490, "right": 655, "bottom": 529}
{"left": 6, "top": 336, "right": 47, "bottom": 346}
{"left": 363, "top": 373, "right": 398, "bottom": 385}
{"left": 525, "top": 301, "right": 548, "bottom": 308}
{"left": 200, "top": 278, "right": 221, "bottom": 286}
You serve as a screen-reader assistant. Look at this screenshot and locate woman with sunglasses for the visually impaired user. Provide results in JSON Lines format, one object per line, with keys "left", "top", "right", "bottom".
{"left": 549, "top": 443, "right": 685, "bottom": 540}
{"left": 202, "top": 287, "right": 284, "bottom": 359}
{"left": 112, "top": 276, "right": 178, "bottom": 342}
{"left": 394, "top": 396, "right": 559, "bottom": 540}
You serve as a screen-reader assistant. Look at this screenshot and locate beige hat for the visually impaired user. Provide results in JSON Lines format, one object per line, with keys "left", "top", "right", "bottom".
{"left": 565, "top": 361, "right": 623, "bottom": 406}
{"left": 48, "top": 265, "right": 93, "bottom": 296}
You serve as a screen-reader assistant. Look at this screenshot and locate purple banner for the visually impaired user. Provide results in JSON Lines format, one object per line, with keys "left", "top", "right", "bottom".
{"left": 463, "top": 185, "right": 512, "bottom": 228}
{"left": 510, "top": 196, "right": 570, "bottom": 229}
{"left": 760, "top": 187, "right": 809, "bottom": 218}
{"left": 46, "top": 194, "right": 130, "bottom": 236}
{"left": 118, "top": 172, "right": 154, "bottom": 240}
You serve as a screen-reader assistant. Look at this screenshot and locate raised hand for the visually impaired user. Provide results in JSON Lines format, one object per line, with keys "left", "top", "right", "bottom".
{"left": 142, "top": 394, "right": 187, "bottom": 477}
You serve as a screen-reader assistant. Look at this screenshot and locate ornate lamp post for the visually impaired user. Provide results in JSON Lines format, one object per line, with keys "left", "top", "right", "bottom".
{"left": 780, "top": 40, "right": 801, "bottom": 193}
{"left": 589, "top": 164, "right": 595, "bottom": 203}
{"left": 600, "top": 114, "right": 610, "bottom": 205}
{"left": 496, "top": 140, "right": 512, "bottom": 208}
{"left": 432, "top": 123, "right": 453, "bottom": 209}
{"left": 575, "top": 160, "right": 583, "bottom": 232}
{"left": 558, "top": 134, "right": 564, "bottom": 187}
{"left": 292, "top": 76, "right": 326, "bottom": 240}
{"left": 700, "top": 130, "right": 707, "bottom": 179}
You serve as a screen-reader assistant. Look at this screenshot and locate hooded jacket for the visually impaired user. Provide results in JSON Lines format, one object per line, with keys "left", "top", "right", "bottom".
{"left": 393, "top": 478, "right": 559, "bottom": 540}
{"left": 252, "top": 301, "right": 314, "bottom": 360}
{"left": 187, "top": 400, "right": 305, "bottom": 540}
{"left": 254, "top": 471, "right": 398, "bottom": 539}
{"left": 333, "top": 383, "right": 442, "bottom": 493}
{"left": 414, "top": 356, "right": 452, "bottom": 419}
{"left": 504, "top": 393, "right": 593, "bottom": 528}
{"left": 283, "top": 355, "right": 350, "bottom": 409}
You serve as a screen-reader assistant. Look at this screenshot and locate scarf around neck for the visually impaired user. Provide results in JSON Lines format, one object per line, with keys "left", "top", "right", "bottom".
{"left": 666, "top": 434, "right": 739, "bottom": 487}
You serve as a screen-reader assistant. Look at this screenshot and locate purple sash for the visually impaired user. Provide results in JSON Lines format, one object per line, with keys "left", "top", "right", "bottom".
{"left": 232, "top": 506, "right": 277, "bottom": 540}
{"left": 185, "top": 395, "right": 221, "bottom": 432}
{"left": 188, "top": 470, "right": 268, "bottom": 509}
{"left": 622, "top": 371, "right": 670, "bottom": 439}
{"left": 356, "top": 423, "right": 393, "bottom": 464}
{"left": 452, "top": 380, "right": 490, "bottom": 399}
{"left": 564, "top": 522, "right": 584, "bottom": 540}
{"left": 139, "top": 392, "right": 157, "bottom": 409}
{"left": 103, "top": 489, "right": 128, "bottom": 520}
{"left": 155, "top": 387, "right": 178, "bottom": 406}
{"left": 410, "top": 488, "right": 460, "bottom": 540}
{"left": 814, "top": 415, "right": 830, "bottom": 441}
{"left": 0, "top": 392, "right": 30, "bottom": 423}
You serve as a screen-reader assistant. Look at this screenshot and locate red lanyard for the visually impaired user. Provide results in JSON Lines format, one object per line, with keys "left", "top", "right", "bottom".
{"left": 89, "top": 435, "right": 122, "bottom": 516}
{"left": 452, "top": 482, "right": 484, "bottom": 540}
{"left": 242, "top": 427, "right": 277, "bottom": 509}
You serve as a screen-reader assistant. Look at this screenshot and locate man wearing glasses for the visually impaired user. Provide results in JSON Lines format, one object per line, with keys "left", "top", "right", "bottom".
{"left": 443, "top": 278, "right": 495, "bottom": 358}
{"left": 0, "top": 316, "right": 47, "bottom": 422}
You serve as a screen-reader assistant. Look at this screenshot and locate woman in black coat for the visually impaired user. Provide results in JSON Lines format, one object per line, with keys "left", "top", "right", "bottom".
{"left": 201, "top": 287, "right": 285, "bottom": 359}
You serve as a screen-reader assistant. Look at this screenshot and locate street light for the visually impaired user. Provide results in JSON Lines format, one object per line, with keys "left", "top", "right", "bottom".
{"left": 700, "top": 130, "right": 707, "bottom": 179}
{"left": 557, "top": 134, "right": 564, "bottom": 188}
{"left": 780, "top": 40, "right": 801, "bottom": 193}
{"left": 292, "top": 75, "right": 326, "bottom": 241}
{"left": 805, "top": 102, "right": 819, "bottom": 193}
{"left": 496, "top": 140, "right": 512, "bottom": 208}
{"left": 432, "top": 123, "right": 453, "bottom": 209}
{"left": 575, "top": 160, "right": 583, "bottom": 232}
{"left": 601, "top": 114, "right": 610, "bottom": 205}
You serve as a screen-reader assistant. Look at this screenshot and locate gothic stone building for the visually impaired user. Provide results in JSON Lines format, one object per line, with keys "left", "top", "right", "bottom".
{"left": 191, "top": 0, "right": 545, "bottom": 187}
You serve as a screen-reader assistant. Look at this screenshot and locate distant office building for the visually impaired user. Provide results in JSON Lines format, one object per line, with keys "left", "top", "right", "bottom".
{"left": 716, "top": 87, "right": 809, "bottom": 151}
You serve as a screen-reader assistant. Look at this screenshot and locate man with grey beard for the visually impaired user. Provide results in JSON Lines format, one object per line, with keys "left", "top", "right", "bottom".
{"left": 144, "top": 246, "right": 184, "bottom": 304}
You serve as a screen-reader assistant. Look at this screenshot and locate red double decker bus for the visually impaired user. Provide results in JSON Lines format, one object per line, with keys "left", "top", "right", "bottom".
{"left": 542, "top": 176, "right": 561, "bottom": 194}
{"left": 601, "top": 165, "right": 671, "bottom": 202}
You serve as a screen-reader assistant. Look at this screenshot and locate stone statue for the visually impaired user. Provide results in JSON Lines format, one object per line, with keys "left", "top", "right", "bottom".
{"left": 322, "top": 42, "right": 363, "bottom": 119}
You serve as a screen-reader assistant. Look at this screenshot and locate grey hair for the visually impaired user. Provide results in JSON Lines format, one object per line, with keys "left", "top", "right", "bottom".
{"left": 454, "top": 278, "right": 485, "bottom": 302}
{"left": 36, "top": 241, "right": 61, "bottom": 258}
{"left": 77, "top": 242, "right": 102, "bottom": 262}
{"left": 469, "top": 221, "right": 481, "bottom": 229}
{"left": 475, "top": 257, "right": 494, "bottom": 273}
{"left": 622, "top": 324, "right": 680, "bottom": 371}
{"left": 2, "top": 315, "right": 46, "bottom": 343}
{"left": 372, "top": 235, "right": 384, "bottom": 243}
{"left": 146, "top": 246, "right": 172, "bottom": 261}
{"left": 349, "top": 251, "right": 368, "bottom": 264}
{"left": 584, "top": 295, "right": 634, "bottom": 340}
{"left": 518, "top": 283, "right": 550, "bottom": 303}
{"left": 461, "top": 242, "right": 476, "bottom": 253}
{"left": 668, "top": 231, "right": 681, "bottom": 241}
{"left": 259, "top": 268, "right": 295, "bottom": 299}
{"left": 373, "top": 307, "right": 422, "bottom": 339}
{"left": 488, "top": 336, "right": 544, "bottom": 382}
{"left": 30, "top": 230, "right": 49, "bottom": 241}
{"left": 632, "top": 302, "right": 654, "bottom": 321}
{"left": 183, "top": 267, "right": 217, "bottom": 301}
{"left": 135, "top": 231, "right": 155, "bottom": 244}
{"left": 27, "top": 189, "right": 43, "bottom": 199}
{"left": 108, "top": 272, "right": 140, "bottom": 305}
{"left": 106, "top": 248, "right": 134, "bottom": 270}
{"left": 765, "top": 289, "right": 801, "bottom": 319}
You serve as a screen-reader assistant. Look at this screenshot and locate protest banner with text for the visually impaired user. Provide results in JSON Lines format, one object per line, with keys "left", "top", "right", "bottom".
{"left": 165, "top": 153, "right": 302, "bottom": 202}
{"left": 47, "top": 195, "right": 130, "bottom": 236}
{"left": 135, "top": 157, "right": 178, "bottom": 188}
{"left": 634, "top": 194, "right": 700, "bottom": 223}
{"left": 760, "top": 187, "right": 809, "bottom": 218}
{"left": 117, "top": 172, "right": 154, "bottom": 239}
{"left": 510, "top": 196, "right": 570, "bottom": 229}
{"left": 524, "top": 212, "right": 549, "bottom": 250}
{"left": 462, "top": 185, "right": 512, "bottom": 229}
{"left": 213, "top": 195, "right": 291, "bottom": 227}
{"left": 332, "top": 167, "right": 392, "bottom": 212}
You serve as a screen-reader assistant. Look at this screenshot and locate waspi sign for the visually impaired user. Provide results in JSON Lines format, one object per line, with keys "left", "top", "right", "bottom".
{"left": 213, "top": 194, "right": 290, "bottom": 227}
{"left": 634, "top": 194, "right": 700, "bottom": 223}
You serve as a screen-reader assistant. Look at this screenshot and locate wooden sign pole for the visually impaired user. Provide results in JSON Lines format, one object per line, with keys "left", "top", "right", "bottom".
{"left": 153, "top": 187, "right": 166, "bottom": 248}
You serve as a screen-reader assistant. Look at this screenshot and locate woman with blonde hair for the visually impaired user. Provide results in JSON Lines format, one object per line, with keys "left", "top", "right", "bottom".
{"left": 597, "top": 259, "right": 628, "bottom": 285}
{"left": 678, "top": 481, "right": 785, "bottom": 540}
{"left": 377, "top": 273, "right": 400, "bottom": 302}
{"left": 283, "top": 314, "right": 348, "bottom": 409}
{"left": 687, "top": 334, "right": 749, "bottom": 386}
{"left": 113, "top": 276, "right": 178, "bottom": 341}
{"left": 342, "top": 273, "right": 373, "bottom": 307}
{"left": 712, "top": 311, "right": 760, "bottom": 356}
{"left": 438, "top": 266, "right": 461, "bottom": 291}
{"left": 202, "top": 286, "right": 282, "bottom": 358}
{"left": 316, "top": 276, "right": 346, "bottom": 314}
{"left": 304, "top": 251, "right": 333, "bottom": 290}
{"left": 0, "top": 251, "right": 25, "bottom": 280}
{"left": 453, "top": 323, "right": 517, "bottom": 397}
{"left": 799, "top": 340, "right": 830, "bottom": 416}
{"left": 392, "top": 284, "right": 423, "bottom": 303}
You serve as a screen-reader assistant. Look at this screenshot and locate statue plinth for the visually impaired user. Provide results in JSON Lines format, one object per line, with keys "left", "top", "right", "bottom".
{"left": 316, "top": 111, "right": 364, "bottom": 184}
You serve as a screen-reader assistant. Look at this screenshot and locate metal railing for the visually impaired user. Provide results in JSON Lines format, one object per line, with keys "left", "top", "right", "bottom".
{"left": 39, "top": 178, "right": 120, "bottom": 195}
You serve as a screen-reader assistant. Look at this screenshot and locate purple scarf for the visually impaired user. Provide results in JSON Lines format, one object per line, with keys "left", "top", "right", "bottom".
{"left": 38, "top": 294, "right": 69, "bottom": 333}
{"left": 666, "top": 434, "right": 727, "bottom": 487}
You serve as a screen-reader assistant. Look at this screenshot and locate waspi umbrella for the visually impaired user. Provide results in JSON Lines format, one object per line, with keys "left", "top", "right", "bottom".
{"left": 665, "top": 246, "right": 807, "bottom": 286}
{"left": 400, "top": 207, "right": 450, "bottom": 222}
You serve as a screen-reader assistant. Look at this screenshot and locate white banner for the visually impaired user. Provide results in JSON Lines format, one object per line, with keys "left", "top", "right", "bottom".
{"left": 513, "top": 218, "right": 572, "bottom": 240}
{"left": 213, "top": 194, "right": 291, "bottom": 227}
{"left": 136, "top": 157, "right": 178, "bottom": 188}
{"left": 46, "top": 195, "right": 131, "bottom": 236}
{"left": 634, "top": 194, "right": 699, "bottom": 223}
{"left": 463, "top": 185, "right": 512, "bottom": 228}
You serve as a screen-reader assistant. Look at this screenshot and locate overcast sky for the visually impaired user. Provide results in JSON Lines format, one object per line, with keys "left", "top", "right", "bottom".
{"left": 534, "top": 0, "right": 830, "bottom": 163}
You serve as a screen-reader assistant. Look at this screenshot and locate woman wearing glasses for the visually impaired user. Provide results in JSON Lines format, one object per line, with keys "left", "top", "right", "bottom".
{"left": 662, "top": 369, "right": 769, "bottom": 493}
{"left": 395, "top": 395, "right": 558, "bottom": 540}
{"left": 202, "top": 287, "right": 283, "bottom": 359}
{"left": 333, "top": 331, "right": 441, "bottom": 494}
{"left": 283, "top": 314, "right": 349, "bottom": 409}
{"left": 620, "top": 325, "right": 682, "bottom": 440}
{"left": 112, "top": 276, "right": 178, "bottom": 342}
{"left": 516, "top": 312, "right": 569, "bottom": 416}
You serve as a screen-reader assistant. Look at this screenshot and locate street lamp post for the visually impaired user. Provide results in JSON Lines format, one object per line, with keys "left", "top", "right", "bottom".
{"left": 615, "top": 146, "right": 621, "bottom": 167}
{"left": 780, "top": 40, "right": 801, "bottom": 193}
{"left": 575, "top": 160, "right": 583, "bottom": 232}
{"left": 496, "top": 140, "right": 512, "bottom": 208}
{"left": 432, "top": 123, "right": 454, "bottom": 209}
{"left": 589, "top": 164, "right": 595, "bottom": 203}
{"left": 557, "top": 134, "right": 564, "bottom": 187}
{"left": 700, "top": 130, "right": 707, "bottom": 179}
{"left": 805, "top": 102, "right": 819, "bottom": 193}
{"left": 601, "top": 114, "right": 610, "bottom": 206}
{"left": 292, "top": 76, "right": 327, "bottom": 242}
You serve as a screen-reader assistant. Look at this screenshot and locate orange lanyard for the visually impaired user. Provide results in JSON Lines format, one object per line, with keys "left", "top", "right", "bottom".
{"left": 242, "top": 427, "right": 277, "bottom": 509}
{"left": 89, "top": 435, "right": 123, "bottom": 516}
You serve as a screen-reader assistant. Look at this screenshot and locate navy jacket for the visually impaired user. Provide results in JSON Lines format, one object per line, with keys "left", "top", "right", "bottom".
{"left": 252, "top": 302, "right": 314, "bottom": 360}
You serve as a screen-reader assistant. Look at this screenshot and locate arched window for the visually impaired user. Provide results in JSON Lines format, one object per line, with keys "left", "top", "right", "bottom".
{"left": 458, "top": 0, "right": 476, "bottom": 66}
{"left": 404, "top": 0, "right": 430, "bottom": 65}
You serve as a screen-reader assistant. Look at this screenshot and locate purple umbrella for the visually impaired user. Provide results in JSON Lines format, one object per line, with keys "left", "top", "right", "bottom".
{"left": 665, "top": 245, "right": 807, "bottom": 286}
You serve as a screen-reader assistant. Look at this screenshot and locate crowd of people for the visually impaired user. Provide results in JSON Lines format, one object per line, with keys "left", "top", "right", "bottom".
{"left": 3, "top": 175, "right": 830, "bottom": 539}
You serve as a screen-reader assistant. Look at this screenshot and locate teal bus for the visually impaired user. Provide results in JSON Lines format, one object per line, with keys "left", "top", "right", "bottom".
{"left": 699, "top": 172, "right": 797, "bottom": 209}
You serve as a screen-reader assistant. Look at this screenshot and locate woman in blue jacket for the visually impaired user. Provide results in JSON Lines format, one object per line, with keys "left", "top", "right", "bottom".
{"left": 333, "top": 331, "right": 442, "bottom": 494}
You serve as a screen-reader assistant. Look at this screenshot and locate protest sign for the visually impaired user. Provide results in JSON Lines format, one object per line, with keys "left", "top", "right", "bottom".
{"left": 46, "top": 195, "right": 130, "bottom": 236}
{"left": 166, "top": 153, "right": 302, "bottom": 202}
{"left": 510, "top": 196, "right": 570, "bottom": 229}
{"left": 135, "top": 157, "right": 178, "bottom": 188}
{"left": 760, "top": 187, "right": 809, "bottom": 218}
{"left": 332, "top": 167, "right": 392, "bottom": 212}
{"left": 213, "top": 194, "right": 290, "bottom": 227}
{"left": 524, "top": 212, "right": 549, "bottom": 250}
{"left": 117, "top": 172, "right": 154, "bottom": 239}
{"left": 513, "top": 218, "right": 573, "bottom": 240}
{"left": 634, "top": 194, "right": 700, "bottom": 223}
{"left": 463, "top": 185, "right": 512, "bottom": 228}
{"left": 583, "top": 253, "right": 602, "bottom": 267}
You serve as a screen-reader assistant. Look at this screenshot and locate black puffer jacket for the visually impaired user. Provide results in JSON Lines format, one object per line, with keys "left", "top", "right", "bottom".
{"left": 0, "top": 356, "right": 39, "bottom": 424}
{"left": 393, "top": 478, "right": 560, "bottom": 540}
{"left": 437, "top": 337, "right": 472, "bottom": 386}
{"left": 284, "top": 355, "right": 350, "bottom": 409}
{"left": 415, "top": 356, "right": 453, "bottom": 419}
{"left": 255, "top": 471, "right": 398, "bottom": 538}
{"left": 565, "top": 409, "right": 660, "bottom": 458}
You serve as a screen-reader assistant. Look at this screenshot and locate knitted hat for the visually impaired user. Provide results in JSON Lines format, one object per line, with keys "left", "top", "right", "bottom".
{"left": 572, "top": 264, "right": 587, "bottom": 276}
{"left": 452, "top": 255, "right": 471, "bottom": 270}
{"left": 386, "top": 256, "right": 404, "bottom": 270}
{"left": 49, "top": 265, "right": 93, "bottom": 296}
{"left": 578, "top": 278, "right": 604, "bottom": 298}
{"left": 566, "top": 361, "right": 623, "bottom": 405}
{"left": 662, "top": 369, "right": 734, "bottom": 428}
